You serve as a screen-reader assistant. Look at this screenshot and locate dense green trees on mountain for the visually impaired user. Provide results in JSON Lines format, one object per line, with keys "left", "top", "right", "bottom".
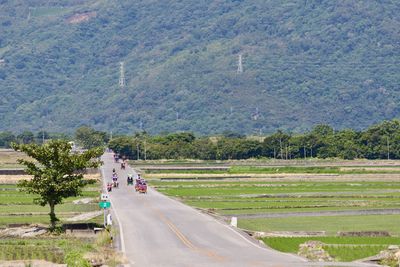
{"left": 1, "top": 1, "right": 400, "bottom": 134}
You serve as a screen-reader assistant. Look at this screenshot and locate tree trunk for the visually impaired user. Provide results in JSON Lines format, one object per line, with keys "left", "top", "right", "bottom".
{"left": 49, "top": 201, "right": 57, "bottom": 230}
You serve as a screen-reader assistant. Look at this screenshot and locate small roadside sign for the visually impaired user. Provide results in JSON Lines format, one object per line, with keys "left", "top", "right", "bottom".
{"left": 101, "top": 193, "right": 109, "bottom": 201}
{"left": 99, "top": 201, "right": 111, "bottom": 209}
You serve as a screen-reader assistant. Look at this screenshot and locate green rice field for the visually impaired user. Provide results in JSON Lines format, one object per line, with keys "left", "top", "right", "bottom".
{"left": 147, "top": 165, "right": 400, "bottom": 262}
{"left": 0, "top": 184, "right": 101, "bottom": 227}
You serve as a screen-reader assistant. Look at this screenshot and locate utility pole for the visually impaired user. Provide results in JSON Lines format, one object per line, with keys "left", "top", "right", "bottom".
{"left": 119, "top": 62, "right": 126, "bottom": 88}
{"left": 285, "top": 146, "right": 288, "bottom": 160}
{"left": 387, "top": 136, "right": 390, "bottom": 160}
{"left": 252, "top": 107, "right": 261, "bottom": 121}
{"left": 136, "top": 143, "right": 140, "bottom": 160}
{"left": 144, "top": 140, "right": 147, "bottom": 161}
{"left": 110, "top": 131, "right": 113, "bottom": 141}
{"left": 237, "top": 54, "right": 243, "bottom": 74}
{"left": 41, "top": 120, "right": 45, "bottom": 144}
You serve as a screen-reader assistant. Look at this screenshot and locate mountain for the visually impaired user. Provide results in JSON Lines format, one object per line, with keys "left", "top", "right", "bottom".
{"left": 1, "top": 0, "right": 400, "bottom": 135}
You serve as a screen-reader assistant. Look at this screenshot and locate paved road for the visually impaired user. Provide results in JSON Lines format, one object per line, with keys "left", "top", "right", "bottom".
{"left": 100, "top": 153, "right": 379, "bottom": 267}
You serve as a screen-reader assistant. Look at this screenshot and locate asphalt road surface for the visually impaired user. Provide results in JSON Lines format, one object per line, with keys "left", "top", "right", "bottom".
{"left": 100, "top": 153, "right": 379, "bottom": 267}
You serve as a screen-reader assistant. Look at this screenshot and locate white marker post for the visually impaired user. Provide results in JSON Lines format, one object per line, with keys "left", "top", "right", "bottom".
{"left": 230, "top": 216, "right": 237, "bottom": 227}
{"left": 107, "top": 213, "right": 112, "bottom": 226}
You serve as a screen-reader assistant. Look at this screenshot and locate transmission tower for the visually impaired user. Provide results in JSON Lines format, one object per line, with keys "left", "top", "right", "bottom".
{"left": 237, "top": 54, "right": 243, "bottom": 74}
{"left": 251, "top": 107, "right": 261, "bottom": 121}
{"left": 119, "top": 62, "right": 126, "bottom": 88}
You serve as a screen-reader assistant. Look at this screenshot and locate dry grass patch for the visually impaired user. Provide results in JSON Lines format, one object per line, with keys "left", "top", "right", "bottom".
{"left": 0, "top": 150, "right": 32, "bottom": 169}
{"left": 0, "top": 173, "right": 100, "bottom": 184}
{"left": 0, "top": 175, "right": 32, "bottom": 184}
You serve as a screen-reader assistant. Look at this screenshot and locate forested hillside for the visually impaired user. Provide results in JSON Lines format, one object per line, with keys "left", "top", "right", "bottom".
{"left": 1, "top": 0, "right": 400, "bottom": 134}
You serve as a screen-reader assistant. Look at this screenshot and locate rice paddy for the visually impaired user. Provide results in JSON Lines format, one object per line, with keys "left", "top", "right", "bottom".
{"left": 146, "top": 162, "right": 400, "bottom": 262}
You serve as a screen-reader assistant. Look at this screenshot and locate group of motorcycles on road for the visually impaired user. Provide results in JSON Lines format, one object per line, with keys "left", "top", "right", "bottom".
{"left": 107, "top": 153, "right": 147, "bottom": 194}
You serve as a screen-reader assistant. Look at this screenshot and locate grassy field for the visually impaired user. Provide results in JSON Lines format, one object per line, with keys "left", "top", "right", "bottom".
{"left": 146, "top": 163, "right": 400, "bottom": 263}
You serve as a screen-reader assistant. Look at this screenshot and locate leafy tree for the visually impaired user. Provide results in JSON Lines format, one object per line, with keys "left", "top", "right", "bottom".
{"left": 75, "top": 126, "right": 109, "bottom": 149}
{"left": 0, "top": 131, "right": 16, "bottom": 148}
{"left": 263, "top": 130, "right": 291, "bottom": 159}
{"left": 108, "top": 136, "right": 138, "bottom": 159}
{"left": 17, "top": 131, "right": 35, "bottom": 144}
{"left": 192, "top": 138, "right": 217, "bottom": 160}
{"left": 164, "top": 133, "right": 196, "bottom": 144}
{"left": 360, "top": 120, "right": 400, "bottom": 159}
{"left": 12, "top": 140, "right": 102, "bottom": 230}
{"left": 310, "top": 125, "right": 335, "bottom": 158}
{"left": 334, "top": 129, "right": 362, "bottom": 160}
